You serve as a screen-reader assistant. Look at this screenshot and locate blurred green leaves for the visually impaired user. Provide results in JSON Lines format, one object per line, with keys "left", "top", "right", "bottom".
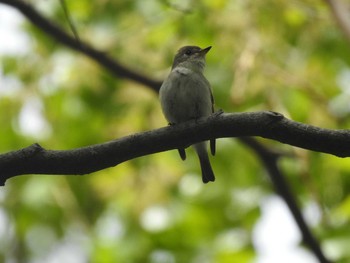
{"left": 1, "top": 0, "right": 350, "bottom": 262}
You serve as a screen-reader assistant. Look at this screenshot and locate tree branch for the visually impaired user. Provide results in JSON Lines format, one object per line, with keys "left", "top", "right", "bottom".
{"left": 1, "top": 111, "right": 349, "bottom": 186}
{"left": 0, "top": 0, "right": 162, "bottom": 92}
{"left": 240, "top": 137, "right": 331, "bottom": 263}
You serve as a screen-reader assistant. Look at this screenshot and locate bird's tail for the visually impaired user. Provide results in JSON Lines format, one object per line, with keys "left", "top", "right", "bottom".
{"left": 194, "top": 142, "right": 215, "bottom": 183}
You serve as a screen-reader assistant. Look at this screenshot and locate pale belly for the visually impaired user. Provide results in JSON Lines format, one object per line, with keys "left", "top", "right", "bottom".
{"left": 159, "top": 69, "right": 212, "bottom": 124}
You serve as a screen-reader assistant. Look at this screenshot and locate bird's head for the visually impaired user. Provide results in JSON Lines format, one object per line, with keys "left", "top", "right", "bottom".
{"left": 172, "top": 46, "right": 211, "bottom": 71}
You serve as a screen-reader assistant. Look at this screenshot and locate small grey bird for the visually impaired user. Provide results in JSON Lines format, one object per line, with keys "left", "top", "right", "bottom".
{"left": 159, "top": 46, "right": 216, "bottom": 183}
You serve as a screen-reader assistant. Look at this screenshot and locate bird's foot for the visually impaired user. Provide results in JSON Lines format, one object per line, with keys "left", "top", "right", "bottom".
{"left": 213, "top": 109, "right": 224, "bottom": 116}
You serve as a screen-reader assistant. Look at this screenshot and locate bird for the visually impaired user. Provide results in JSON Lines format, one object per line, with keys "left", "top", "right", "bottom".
{"left": 159, "top": 45, "right": 216, "bottom": 183}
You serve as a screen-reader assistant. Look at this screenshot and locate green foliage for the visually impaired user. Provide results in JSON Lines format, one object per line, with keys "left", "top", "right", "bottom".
{"left": 1, "top": 0, "right": 350, "bottom": 262}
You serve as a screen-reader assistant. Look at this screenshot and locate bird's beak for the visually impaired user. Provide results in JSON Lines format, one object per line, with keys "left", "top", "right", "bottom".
{"left": 200, "top": 46, "right": 212, "bottom": 55}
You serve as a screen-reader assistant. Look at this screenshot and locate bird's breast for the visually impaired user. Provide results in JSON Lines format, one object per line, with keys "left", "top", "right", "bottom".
{"left": 159, "top": 67, "right": 212, "bottom": 123}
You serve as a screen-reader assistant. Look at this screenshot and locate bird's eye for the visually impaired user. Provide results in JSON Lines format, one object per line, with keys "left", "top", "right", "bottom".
{"left": 185, "top": 50, "right": 192, "bottom": 55}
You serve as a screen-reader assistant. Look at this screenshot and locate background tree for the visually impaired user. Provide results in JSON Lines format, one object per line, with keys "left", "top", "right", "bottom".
{"left": 1, "top": 0, "right": 350, "bottom": 262}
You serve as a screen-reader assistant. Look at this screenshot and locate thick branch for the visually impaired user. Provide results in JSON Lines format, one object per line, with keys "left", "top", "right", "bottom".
{"left": 0, "top": 0, "right": 162, "bottom": 92}
{"left": 1, "top": 111, "right": 350, "bottom": 185}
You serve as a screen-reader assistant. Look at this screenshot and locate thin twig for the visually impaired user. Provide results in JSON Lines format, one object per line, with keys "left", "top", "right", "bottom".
{"left": 59, "top": 0, "right": 81, "bottom": 44}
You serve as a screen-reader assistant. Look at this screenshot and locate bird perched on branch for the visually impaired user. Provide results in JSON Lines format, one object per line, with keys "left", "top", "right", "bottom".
{"left": 159, "top": 45, "right": 216, "bottom": 183}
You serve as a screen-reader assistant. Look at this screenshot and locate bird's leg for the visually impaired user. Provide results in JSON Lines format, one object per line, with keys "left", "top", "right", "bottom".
{"left": 208, "top": 109, "right": 223, "bottom": 156}
{"left": 212, "top": 109, "right": 224, "bottom": 117}
{"left": 168, "top": 122, "right": 187, "bottom": 160}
